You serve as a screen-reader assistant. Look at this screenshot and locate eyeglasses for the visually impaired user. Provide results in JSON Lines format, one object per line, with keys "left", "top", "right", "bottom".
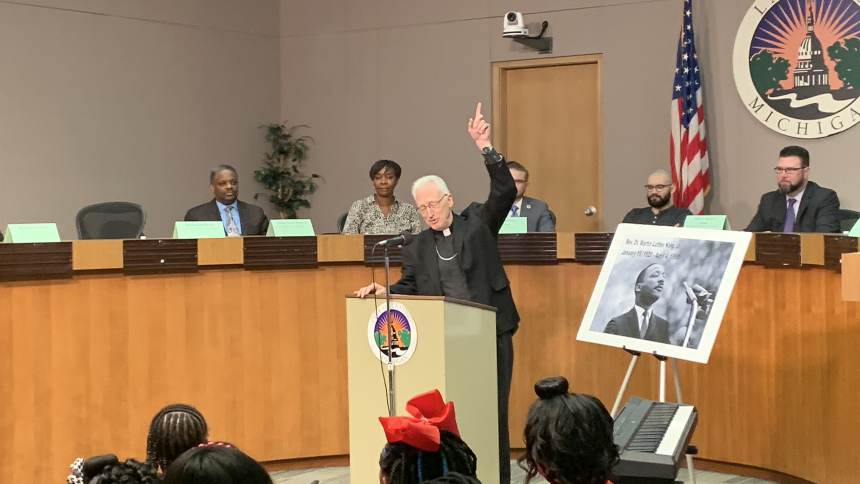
{"left": 774, "top": 167, "right": 804, "bottom": 174}
{"left": 418, "top": 194, "right": 450, "bottom": 214}
{"left": 513, "top": 179, "right": 528, "bottom": 185}
{"left": 644, "top": 184, "right": 670, "bottom": 191}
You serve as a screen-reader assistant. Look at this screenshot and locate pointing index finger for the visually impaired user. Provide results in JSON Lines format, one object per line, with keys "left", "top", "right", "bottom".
{"left": 475, "top": 102, "right": 482, "bottom": 120}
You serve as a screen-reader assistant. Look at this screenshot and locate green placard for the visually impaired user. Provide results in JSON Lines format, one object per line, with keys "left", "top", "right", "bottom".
{"left": 683, "top": 215, "right": 731, "bottom": 230}
{"left": 266, "top": 219, "right": 315, "bottom": 236}
{"left": 848, "top": 219, "right": 860, "bottom": 236}
{"left": 4, "top": 223, "right": 61, "bottom": 243}
{"left": 173, "top": 221, "right": 226, "bottom": 239}
{"left": 499, "top": 216, "right": 527, "bottom": 234}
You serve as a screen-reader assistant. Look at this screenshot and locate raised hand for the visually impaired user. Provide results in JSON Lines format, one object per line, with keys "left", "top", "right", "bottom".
{"left": 354, "top": 282, "right": 387, "bottom": 298}
{"left": 467, "top": 102, "right": 491, "bottom": 151}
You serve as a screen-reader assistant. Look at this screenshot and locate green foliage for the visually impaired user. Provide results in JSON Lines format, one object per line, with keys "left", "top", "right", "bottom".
{"left": 749, "top": 49, "right": 790, "bottom": 96}
{"left": 828, "top": 38, "right": 860, "bottom": 89}
{"left": 398, "top": 328, "right": 411, "bottom": 348}
{"left": 253, "top": 123, "right": 320, "bottom": 219}
{"left": 374, "top": 330, "right": 386, "bottom": 348}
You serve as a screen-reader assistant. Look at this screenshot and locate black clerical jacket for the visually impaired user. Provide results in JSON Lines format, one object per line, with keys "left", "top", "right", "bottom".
{"left": 389, "top": 150, "right": 520, "bottom": 335}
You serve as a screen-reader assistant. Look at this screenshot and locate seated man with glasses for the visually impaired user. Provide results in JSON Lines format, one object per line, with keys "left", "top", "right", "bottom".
{"left": 621, "top": 169, "right": 692, "bottom": 226}
{"left": 354, "top": 102, "right": 519, "bottom": 484}
{"left": 744, "top": 145, "right": 840, "bottom": 233}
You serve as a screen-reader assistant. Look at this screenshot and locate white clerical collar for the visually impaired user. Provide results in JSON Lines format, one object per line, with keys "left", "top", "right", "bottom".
{"left": 442, "top": 227, "right": 451, "bottom": 237}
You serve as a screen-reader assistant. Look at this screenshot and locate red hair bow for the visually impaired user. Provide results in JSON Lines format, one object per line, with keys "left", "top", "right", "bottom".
{"left": 379, "top": 389, "right": 460, "bottom": 452}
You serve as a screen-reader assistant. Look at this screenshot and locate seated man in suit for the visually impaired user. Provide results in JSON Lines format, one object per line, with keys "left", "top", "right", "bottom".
{"left": 506, "top": 161, "right": 554, "bottom": 232}
{"left": 622, "top": 169, "right": 692, "bottom": 226}
{"left": 604, "top": 263, "right": 671, "bottom": 344}
{"left": 745, "top": 146, "right": 840, "bottom": 233}
{"left": 185, "top": 165, "right": 269, "bottom": 236}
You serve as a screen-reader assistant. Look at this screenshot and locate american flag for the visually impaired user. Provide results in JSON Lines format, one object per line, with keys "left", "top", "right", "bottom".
{"left": 670, "top": 0, "right": 709, "bottom": 215}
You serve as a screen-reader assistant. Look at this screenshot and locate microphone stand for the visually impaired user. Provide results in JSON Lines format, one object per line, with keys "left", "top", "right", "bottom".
{"left": 384, "top": 244, "right": 395, "bottom": 416}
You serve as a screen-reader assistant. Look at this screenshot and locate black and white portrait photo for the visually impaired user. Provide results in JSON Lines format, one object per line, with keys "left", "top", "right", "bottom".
{"left": 577, "top": 224, "right": 751, "bottom": 363}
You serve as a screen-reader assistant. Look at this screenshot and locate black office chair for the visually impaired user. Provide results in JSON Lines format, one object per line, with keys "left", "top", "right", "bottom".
{"left": 337, "top": 212, "right": 348, "bottom": 233}
{"left": 548, "top": 209, "right": 556, "bottom": 227}
{"left": 76, "top": 202, "right": 146, "bottom": 239}
{"left": 839, "top": 209, "right": 860, "bottom": 233}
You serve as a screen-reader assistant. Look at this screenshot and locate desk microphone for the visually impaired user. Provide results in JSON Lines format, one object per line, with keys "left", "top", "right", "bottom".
{"left": 375, "top": 231, "right": 414, "bottom": 247}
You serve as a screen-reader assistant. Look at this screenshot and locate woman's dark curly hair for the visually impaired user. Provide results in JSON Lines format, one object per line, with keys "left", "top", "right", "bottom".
{"left": 89, "top": 458, "right": 162, "bottom": 484}
{"left": 379, "top": 429, "right": 477, "bottom": 484}
{"left": 517, "top": 376, "right": 620, "bottom": 484}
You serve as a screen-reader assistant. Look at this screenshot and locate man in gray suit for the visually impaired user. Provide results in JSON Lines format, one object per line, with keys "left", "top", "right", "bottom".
{"left": 506, "top": 161, "right": 554, "bottom": 232}
{"left": 184, "top": 165, "right": 269, "bottom": 236}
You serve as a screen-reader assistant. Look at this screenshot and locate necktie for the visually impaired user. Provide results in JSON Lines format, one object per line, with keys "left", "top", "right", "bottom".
{"left": 783, "top": 198, "right": 797, "bottom": 233}
{"left": 225, "top": 206, "right": 240, "bottom": 236}
{"left": 510, "top": 206, "right": 519, "bottom": 217}
{"left": 640, "top": 310, "right": 649, "bottom": 338}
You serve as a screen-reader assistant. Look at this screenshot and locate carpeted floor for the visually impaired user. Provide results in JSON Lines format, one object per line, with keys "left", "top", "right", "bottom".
{"left": 270, "top": 462, "right": 780, "bottom": 483}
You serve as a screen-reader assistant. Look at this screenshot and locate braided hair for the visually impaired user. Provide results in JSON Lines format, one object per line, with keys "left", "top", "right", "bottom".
{"left": 145, "top": 404, "right": 208, "bottom": 472}
{"left": 86, "top": 458, "right": 161, "bottom": 484}
{"left": 379, "top": 429, "right": 477, "bottom": 484}
{"left": 517, "top": 376, "right": 620, "bottom": 484}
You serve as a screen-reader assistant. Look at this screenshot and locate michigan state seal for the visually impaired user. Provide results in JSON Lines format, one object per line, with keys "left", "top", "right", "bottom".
{"left": 733, "top": 0, "right": 860, "bottom": 138}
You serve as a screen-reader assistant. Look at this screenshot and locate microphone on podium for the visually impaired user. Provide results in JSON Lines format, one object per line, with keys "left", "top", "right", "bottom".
{"left": 375, "top": 231, "right": 414, "bottom": 247}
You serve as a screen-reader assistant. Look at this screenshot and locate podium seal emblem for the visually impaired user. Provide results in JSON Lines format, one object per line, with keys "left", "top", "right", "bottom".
{"left": 367, "top": 302, "right": 417, "bottom": 365}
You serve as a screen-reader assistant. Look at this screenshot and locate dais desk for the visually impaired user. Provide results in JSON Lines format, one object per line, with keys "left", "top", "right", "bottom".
{"left": 1, "top": 233, "right": 857, "bottom": 484}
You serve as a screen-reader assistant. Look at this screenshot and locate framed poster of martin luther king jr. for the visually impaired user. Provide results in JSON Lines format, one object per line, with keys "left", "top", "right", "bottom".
{"left": 576, "top": 224, "right": 751, "bottom": 364}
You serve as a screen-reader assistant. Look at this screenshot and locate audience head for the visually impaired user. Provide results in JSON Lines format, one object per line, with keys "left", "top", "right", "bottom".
{"left": 412, "top": 176, "right": 455, "bottom": 231}
{"left": 420, "top": 472, "right": 483, "bottom": 484}
{"left": 776, "top": 145, "right": 810, "bottom": 195}
{"left": 146, "top": 404, "right": 209, "bottom": 473}
{"left": 644, "top": 169, "right": 674, "bottom": 209}
{"left": 162, "top": 442, "right": 273, "bottom": 484}
{"left": 506, "top": 161, "right": 529, "bottom": 200}
{"left": 209, "top": 165, "right": 239, "bottom": 205}
{"left": 518, "top": 376, "right": 619, "bottom": 484}
{"left": 370, "top": 160, "right": 402, "bottom": 199}
{"left": 378, "top": 390, "right": 478, "bottom": 484}
{"left": 68, "top": 455, "right": 161, "bottom": 484}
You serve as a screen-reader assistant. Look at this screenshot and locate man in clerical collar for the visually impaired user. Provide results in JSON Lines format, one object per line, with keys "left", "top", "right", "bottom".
{"left": 354, "top": 103, "right": 519, "bottom": 484}
{"left": 604, "top": 263, "right": 671, "bottom": 344}
{"left": 184, "top": 164, "right": 269, "bottom": 236}
{"left": 621, "top": 169, "right": 692, "bottom": 227}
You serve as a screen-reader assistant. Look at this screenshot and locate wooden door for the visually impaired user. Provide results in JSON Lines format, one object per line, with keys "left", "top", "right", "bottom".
{"left": 493, "top": 56, "right": 602, "bottom": 232}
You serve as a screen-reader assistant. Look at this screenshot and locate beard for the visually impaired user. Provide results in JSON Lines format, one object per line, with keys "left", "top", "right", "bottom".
{"left": 648, "top": 192, "right": 671, "bottom": 209}
{"left": 777, "top": 180, "right": 803, "bottom": 195}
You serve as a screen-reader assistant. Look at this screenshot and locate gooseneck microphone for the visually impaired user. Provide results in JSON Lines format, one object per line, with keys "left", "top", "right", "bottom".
{"left": 375, "top": 231, "right": 414, "bottom": 247}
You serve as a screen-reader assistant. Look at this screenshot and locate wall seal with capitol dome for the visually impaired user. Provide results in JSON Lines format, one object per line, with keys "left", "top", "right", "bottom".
{"left": 733, "top": 0, "right": 860, "bottom": 138}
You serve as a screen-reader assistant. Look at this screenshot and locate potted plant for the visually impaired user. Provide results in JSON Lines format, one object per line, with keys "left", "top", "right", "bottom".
{"left": 253, "top": 122, "right": 320, "bottom": 219}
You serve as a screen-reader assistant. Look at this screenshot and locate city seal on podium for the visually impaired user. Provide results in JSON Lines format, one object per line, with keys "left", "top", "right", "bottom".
{"left": 367, "top": 302, "right": 418, "bottom": 365}
{"left": 733, "top": 0, "right": 860, "bottom": 138}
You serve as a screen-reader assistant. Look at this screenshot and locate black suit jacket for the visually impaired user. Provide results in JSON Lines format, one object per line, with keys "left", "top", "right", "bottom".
{"left": 184, "top": 199, "right": 270, "bottom": 236}
{"left": 604, "top": 308, "right": 670, "bottom": 344}
{"left": 744, "top": 181, "right": 840, "bottom": 233}
{"left": 389, "top": 150, "right": 520, "bottom": 335}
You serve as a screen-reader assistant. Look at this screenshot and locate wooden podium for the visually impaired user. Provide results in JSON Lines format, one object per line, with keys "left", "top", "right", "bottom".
{"left": 346, "top": 295, "right": 500, "bottom": 484}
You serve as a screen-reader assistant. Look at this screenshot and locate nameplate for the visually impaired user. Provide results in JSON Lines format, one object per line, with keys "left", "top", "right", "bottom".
{"left": 848, "top": 219, "right": 860, "bottom": 237}
{"left": 173, "top": 221, "right": 225, "bottom": 239}
{"left": 683, "top": 215, "right": 731, "bottom": 230}
{"left": 4, "top": 223, "right": 62, "bottom": 243}
{"left": 267, "top": 219, "right": 315, "bottom": 236}
{"left": 499, "top": 216, "right": 527, "bottom": 234}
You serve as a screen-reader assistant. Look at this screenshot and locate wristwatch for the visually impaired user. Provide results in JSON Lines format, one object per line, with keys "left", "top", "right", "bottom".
{"left": 481, "top": 144, "right": 494, "bottom": 155}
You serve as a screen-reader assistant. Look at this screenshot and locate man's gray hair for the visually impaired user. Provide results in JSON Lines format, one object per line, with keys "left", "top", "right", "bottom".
{"left": 412, "top": 175, "right": 451, "bottom": 199}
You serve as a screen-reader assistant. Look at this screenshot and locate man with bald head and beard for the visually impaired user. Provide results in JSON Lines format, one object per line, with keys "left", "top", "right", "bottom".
{"left": 622, "top": 169, "right": 692, "bottom": 226}
{"left": 354, "top": 103, "right": 519, "bottom": 484}
{"left": 604, "top": 263, "right": 671, "bottom": 344}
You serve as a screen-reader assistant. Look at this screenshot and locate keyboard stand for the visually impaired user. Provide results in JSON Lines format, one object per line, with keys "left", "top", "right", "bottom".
{"left": 611, "top": 348, "right": 698, "bottom": 484}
